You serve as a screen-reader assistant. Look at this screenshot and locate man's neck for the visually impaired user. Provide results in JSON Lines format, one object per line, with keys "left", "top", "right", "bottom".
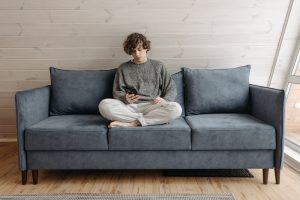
{"left": 132, "top": 57, "right": 147, "bottom": 64}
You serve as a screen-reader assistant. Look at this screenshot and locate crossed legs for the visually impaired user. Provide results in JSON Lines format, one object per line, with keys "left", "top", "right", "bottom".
{"left": 98, "top": 99, "right": 182, "bottom": 128}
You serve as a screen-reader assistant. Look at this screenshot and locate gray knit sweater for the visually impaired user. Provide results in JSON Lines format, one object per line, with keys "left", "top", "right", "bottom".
{"left": 113, "top": 59, "right": 177, "bottom": 104}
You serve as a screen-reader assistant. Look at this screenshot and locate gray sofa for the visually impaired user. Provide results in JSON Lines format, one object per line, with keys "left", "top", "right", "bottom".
{"left": 15, "top": 65, "right": 285, "bottom": 185}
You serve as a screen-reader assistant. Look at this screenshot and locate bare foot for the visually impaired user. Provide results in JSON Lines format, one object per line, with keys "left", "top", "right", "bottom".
{"left": 108, "top": 120, "right": 140, "bottom": 128}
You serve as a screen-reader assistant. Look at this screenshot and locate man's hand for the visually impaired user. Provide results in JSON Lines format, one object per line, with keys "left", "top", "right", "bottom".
{"left": 153, "top": 97, "right": 166, "bottom": 104}
{"left": 125, "top": 93, "right": 140, "bottom": 104}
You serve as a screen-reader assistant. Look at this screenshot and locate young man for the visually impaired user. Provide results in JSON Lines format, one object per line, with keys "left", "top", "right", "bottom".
{"left": 99, "top": 33, "right": 182, "bottom": 128}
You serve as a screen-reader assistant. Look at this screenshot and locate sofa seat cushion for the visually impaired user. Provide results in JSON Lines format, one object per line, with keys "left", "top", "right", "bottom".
{"left": 185, "top": 114, "right": 276, "bottom": 150}
{"left": 25, "top": 115, "right": 109, "bottom": 150}
{"left": 108, "top": 117, "right": 191, "bottom": 150}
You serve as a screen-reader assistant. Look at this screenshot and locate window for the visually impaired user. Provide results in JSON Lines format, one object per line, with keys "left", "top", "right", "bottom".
{"left": 285, "top": 83, "right": 300, "bottom": 144}
{"left": 285, "top": 40, "right": 300, "bottom": 172}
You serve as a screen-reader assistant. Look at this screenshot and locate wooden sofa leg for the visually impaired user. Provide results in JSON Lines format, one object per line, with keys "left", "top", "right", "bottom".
{"left": 32, "top": 170, "right": 38, "bottom": 185}
{"left": 21, "top": 170, "right": 27, "bottom": 185}
{"left": 275, "top": 169, "right": 280, "bottom": 184}
{"left": 263, "top": 168, "right": 269, "bottom": 184}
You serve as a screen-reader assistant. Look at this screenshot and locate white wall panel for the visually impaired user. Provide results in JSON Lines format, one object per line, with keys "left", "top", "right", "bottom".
{"left": 0, "top": 0, "right": 298, "bottom": 140}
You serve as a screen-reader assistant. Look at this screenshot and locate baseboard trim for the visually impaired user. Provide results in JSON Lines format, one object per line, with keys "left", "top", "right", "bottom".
{"left": 0, "top": 139, "right": 17, "bottom": 142}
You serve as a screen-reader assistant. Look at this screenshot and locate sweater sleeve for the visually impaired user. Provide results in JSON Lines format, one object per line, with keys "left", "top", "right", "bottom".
{"left": 161, "top": 64, "right": 177, "bottom": 102}
{"left": 112, "top": 68, "right": 127, "bottom": 103}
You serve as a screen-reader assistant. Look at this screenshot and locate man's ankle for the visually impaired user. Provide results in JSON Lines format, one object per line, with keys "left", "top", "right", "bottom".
{"left": 134, "top": 120, "right": 141, "bottom": 126}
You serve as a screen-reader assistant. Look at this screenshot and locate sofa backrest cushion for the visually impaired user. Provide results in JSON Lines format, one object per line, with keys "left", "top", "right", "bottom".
{"left": 183, "top": 65, "right": 250, "bottom": 115}
{"left": 50, "top": 67, "right": 117, "bottom": 115}
{"left": 171, "top": 71, "right": 185, "bottom": 116}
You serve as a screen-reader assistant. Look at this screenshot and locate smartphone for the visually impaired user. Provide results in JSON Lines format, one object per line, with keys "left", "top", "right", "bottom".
{"left": 125, "top": 87, "right": 138, "bottom": 95}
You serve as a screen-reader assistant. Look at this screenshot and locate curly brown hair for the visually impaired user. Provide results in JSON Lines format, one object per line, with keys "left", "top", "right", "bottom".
{"left": 123, "top": 33, "right": 151, "bottom": 55}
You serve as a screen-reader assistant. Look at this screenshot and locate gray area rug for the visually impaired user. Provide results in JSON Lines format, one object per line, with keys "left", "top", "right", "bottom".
{"left": 163, "top": 169, "right": 254, "bottom": 177}
{"left": 0, "top": 193, "right": 235, "bottom": 200}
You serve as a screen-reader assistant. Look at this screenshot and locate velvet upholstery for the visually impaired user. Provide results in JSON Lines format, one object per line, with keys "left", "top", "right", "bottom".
{"left": 250, "top": 85, "right": 285, "bottom": 169}
{"left": 27, "top": 150, "right": 274, "bottom": 169}
{"left": 183, "top": 66, "right": 250, "bottom": 115}
{"left": 15, "top": 86, "right": 50, "bottom": 170}
{"left": 171, "top": 71, "right": 185, "bottom": 116}
{"left": 50, "top": 67, "right": 116, "bottom": 115}
{"left": 185, "top": 114, "right": 276, "bottom": 150}
{"left": 108, "top": 118, "right": 191, "bottom": 150}
{"left": 25, "top": 115, "right": 109, "bottom": 150}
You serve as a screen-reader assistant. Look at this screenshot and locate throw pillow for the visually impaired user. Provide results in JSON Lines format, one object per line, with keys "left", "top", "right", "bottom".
{"left": 183, "top": 65, "right": 250, "bottom": 115}
{"left": 50, "top": 67, "right": 116, "bottom": 115}
{"left": 171, "top": 71, "right": 185, "bottom": 116}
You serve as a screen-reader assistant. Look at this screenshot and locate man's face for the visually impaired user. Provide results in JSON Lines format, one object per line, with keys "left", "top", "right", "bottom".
{"left": 131, "top": 43, "right": 147, "bottom": 62}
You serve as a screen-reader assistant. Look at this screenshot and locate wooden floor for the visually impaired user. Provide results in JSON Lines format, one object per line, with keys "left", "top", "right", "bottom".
{"left": 1, "top": 143, "right": 300, "bottom": 200}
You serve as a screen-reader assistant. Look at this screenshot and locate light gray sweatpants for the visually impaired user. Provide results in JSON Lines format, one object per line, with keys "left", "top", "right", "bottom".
{"left": 98, "top": 99, "right": 182, "bottom": 126}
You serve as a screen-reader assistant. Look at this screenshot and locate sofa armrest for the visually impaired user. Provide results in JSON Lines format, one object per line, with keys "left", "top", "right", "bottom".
{"left": 249, "top": 84, "right": 285, "bottom": 169}
{"left": 15, "top": 86, "right": 50, "bottom": 171}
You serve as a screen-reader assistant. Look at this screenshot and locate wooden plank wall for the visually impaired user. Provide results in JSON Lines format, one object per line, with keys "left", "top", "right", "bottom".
{"left": 0, "top": 0, "right": 299, "bottom": 141}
